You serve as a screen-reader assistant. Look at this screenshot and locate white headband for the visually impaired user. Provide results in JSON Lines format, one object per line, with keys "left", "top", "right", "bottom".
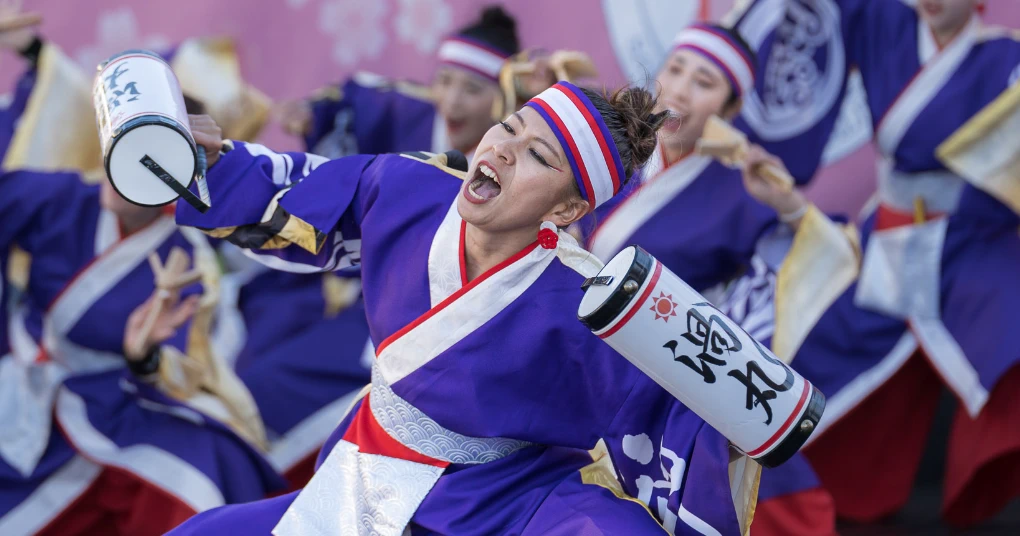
{"left": 672, "top": 25, "right": 755, "bottom": 97}
{"left": 437, "top": 37, "right": 508, "bottom": 82}
{"left": 526, "top": 82, "right": 625, "bottom": 210}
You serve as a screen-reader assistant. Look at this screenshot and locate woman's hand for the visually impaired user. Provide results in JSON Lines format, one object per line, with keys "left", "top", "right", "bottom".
{"left": 516, "top": 56, "right": 557, "bottom": 100}
{"left": 741, "top": 145, "right": 808, "bottom": 223}
{"left": 276, "top": 99, "right": 313, "bottom": 137}
{"left": 124, "top": 292, "right": 200, "bottom": 361}
{"left": 0, "top": 0, "right": 39, "bottom": 52}
{"left": 189, "top": 114, "right": 224, "bottom": 169}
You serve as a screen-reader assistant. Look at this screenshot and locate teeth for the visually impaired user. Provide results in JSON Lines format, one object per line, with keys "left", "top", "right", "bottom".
{"left": 480, "top": 164, "right": 500, "bottom": 185}
{"left": 468, "top": 179, "right": 485, "bottom": 200}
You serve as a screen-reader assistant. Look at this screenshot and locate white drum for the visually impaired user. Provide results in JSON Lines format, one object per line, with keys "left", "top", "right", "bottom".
{"left": 93, "top": 49, "right": 210, "bottom": 212}
{"left": 578, "top": 246, "right": 824, "bottom": 468}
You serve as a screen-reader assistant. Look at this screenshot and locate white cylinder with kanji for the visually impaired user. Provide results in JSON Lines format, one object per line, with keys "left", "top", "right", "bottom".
{"left": 94, "top": 49, "right": 207, "bottom": 211}
{"left": 577, "top": 246, "right": 824, "bottom": 468}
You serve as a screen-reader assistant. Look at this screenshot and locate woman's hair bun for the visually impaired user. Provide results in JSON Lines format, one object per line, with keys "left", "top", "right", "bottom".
{"left": 609, "top": 86, "right": 668, "bottom": 172}
{"left": 579, "top": 85, "right": 667, "bottom": 177}
{"left": 479, "top": 6, "right": 516, "bottom": 32}
{"left": 458, "top": 5, "right": 520, "bottom": 56}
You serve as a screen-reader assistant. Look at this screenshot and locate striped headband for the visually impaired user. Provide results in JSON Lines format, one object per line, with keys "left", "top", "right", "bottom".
{"left": 437, "top": 37, "right": 510, "bottom": 82}
{"left": 672, "top": 24, "right": 755, "bottom": 97}
{"left": 525, "top": 82, "right": 625, "bottom": 210}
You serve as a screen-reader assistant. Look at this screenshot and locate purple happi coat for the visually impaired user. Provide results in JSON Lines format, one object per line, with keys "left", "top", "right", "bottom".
{"left": 171, "top": 143, "right": 758, "bottom": 535}
{"left": 728, "top": 0, "right": 1020, "bottom": 523}
{"left": 0, "top": 170, "right": 284, "bottom": 534}
{"left": 731, "top": 0, "right": 1020, "bottom": 447}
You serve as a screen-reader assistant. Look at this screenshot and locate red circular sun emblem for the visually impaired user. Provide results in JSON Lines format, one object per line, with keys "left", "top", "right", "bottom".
{"left": 649, "top": 292, "right": 679, "bottom": 322}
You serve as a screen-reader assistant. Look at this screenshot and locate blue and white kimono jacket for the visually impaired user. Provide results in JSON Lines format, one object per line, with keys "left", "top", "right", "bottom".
{"left": 171, "top": 143, "right": 761, "bottom": 535}
{"left": 730, "top": 0, "right": 1020, "bottom": 442}
{"left": 726, "top": 0, "right": 1020, "bottom": 522}
{"left": 0, "top": 171, "right": 284, "bottom": 534}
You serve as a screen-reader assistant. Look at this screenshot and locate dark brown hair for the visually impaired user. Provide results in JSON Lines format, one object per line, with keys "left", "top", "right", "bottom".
{"left": 579, "top": 85, "right": 668, "bottom": 181}
{"left": 458, "top": 5, "right": 519, "bottom": 56}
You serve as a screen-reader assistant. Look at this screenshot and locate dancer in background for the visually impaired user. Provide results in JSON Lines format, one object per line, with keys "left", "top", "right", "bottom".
{"left": 0, "top": 11, "right": 373, "bottom": 490}
{"left": 588, "top": 23, "right": 836, "bottom": 536}
{"left": 278, "top": 5, "right": 519, "bottom": 160}
{"left": 0, "top": 108, "right": 284, "bottom": 536}
{"left": 588, "top": 24, "right": 777, "bottom": 296}
{"left": 728, "top": 0, "right": 1020, "bottom": 526}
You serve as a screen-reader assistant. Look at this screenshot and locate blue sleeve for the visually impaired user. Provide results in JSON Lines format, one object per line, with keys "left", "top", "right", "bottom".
{"left": 0, "top": 170, "right": 92, "bottom": 254}
{"left": 304, "top": 83, "right": 349, "bottom": 153}
{"left": 176, "top": 141, "right": 377, "bottom": 273}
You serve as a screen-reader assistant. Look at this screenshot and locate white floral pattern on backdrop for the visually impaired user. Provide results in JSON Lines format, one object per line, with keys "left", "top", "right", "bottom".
{"left": 396, "top": 0, "right": 454, "bottom": 54}
{"left": 75, "top": 6, "right": 170, "bottom": 72}
{"left": 319, "top": 0, "right": 389, "bottom": 67}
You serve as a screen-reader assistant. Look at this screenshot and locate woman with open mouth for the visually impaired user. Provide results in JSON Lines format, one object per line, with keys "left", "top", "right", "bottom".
{"left": 169, "top": 81, "right": 762, "bottom": 534}
{"left": 588, "top": 23, "right": 780, "bottom": 302}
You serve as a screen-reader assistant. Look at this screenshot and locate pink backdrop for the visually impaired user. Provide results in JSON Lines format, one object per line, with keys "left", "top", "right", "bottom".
{"left": 2, "top": 0, "right": 1018, "bottom": 216}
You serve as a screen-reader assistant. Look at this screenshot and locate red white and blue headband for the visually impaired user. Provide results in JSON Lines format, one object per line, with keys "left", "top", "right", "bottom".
{"left": 672, "top": 24, "right": 756, "bottom": 98}
{"left": 437, "top": 37, "right": 510, "bottom": 82}
{"left": 525, "top": 82, "right": 625, "bottom": 210}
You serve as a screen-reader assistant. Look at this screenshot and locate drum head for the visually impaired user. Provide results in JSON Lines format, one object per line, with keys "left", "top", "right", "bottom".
{"left": 578, "top": 246, "right": 653, "bottom": 330}
{"left": 107, "top": 122, "right": 196, "bottom": 207}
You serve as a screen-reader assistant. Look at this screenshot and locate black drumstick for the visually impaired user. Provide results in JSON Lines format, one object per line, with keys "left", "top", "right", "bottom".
{"left": 139, "top": 154, "right": 210, "bottom": 213}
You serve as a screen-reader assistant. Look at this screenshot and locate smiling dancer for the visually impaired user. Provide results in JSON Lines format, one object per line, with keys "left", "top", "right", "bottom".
{"left": 588, "top": 24, "right": 777, "bottom": 297}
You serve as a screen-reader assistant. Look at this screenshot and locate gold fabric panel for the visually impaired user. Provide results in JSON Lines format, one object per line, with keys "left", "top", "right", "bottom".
{"left": 773, "top": 206, "right": 861, "bottom": 361}
{"left": 3, "top": 42, "right": 101, "bottom": 173}
{"left": 171, "top": 37, "right": 272, "bottom": 142}
{"left": 937, "top": 82, "right": 1020, "bottom": 216}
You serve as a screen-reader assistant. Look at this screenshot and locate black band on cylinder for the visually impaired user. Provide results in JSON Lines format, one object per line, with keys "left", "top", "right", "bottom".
{"left": 755, "top": 386, "right": 826, "bottom": 468}
{"left": 578, "top": 246, "right": 654, "bottom": 331}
